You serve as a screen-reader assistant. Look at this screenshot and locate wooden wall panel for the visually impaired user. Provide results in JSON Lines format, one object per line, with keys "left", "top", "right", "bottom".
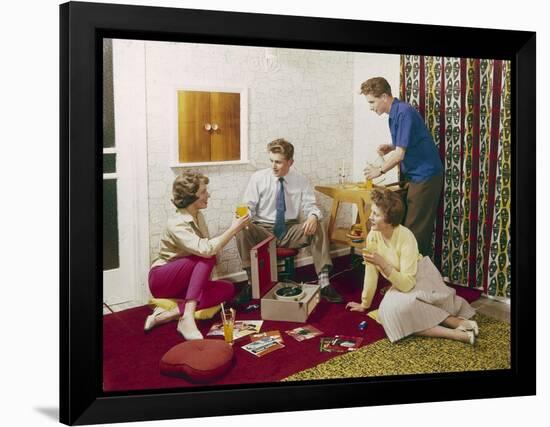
{"left": 177, "top": 91, "right": 211, "bottom": 162}
{"left": 210, "top": 92, "right": 240, "bottom": 161}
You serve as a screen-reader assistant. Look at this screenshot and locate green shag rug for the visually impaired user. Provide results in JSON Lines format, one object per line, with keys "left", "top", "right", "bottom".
{"left": 282, "top": 314, "right": 509, "bottom": 381}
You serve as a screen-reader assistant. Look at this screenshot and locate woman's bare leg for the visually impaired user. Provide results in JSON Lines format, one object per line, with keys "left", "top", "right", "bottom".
{"left": 415, "top": 325, "right": 473, "bottom": 344}
{"left": 177, "top": 300, "right": 203, "bottom": 340}
{"left": 441, "top": 315, "right": 463, "bottom": 329}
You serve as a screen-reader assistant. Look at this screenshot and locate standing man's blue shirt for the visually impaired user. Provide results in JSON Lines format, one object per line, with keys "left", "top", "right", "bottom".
{"left": 388, "top": 98, "right": 443, "bottom": 183}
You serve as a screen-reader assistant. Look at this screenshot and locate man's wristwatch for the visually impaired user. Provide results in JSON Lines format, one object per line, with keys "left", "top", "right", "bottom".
{"left": 379, "top": 166, "right": 385, "bottom": 175}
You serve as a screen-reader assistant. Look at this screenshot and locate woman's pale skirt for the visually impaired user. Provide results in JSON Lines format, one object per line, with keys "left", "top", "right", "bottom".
{"left": 378, "top": 256, "right": 476, "bottom": 342}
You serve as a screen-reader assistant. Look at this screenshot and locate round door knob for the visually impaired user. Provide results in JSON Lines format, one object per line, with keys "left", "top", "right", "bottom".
{"left": 211, "top": 123, "right": 219, "bottom": 131}
{"left": 204, "top": 123, "right": 212, "bottom": 131}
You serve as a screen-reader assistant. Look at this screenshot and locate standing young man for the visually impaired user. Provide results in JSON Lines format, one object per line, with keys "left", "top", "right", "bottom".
{"left": 234, "top": 138, "right": 343, "bottom": 304}
{"left": 361, "top": 77, "right": 444, "bottom": 258}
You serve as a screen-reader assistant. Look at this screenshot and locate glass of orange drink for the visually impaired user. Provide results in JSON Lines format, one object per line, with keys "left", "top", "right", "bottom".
{"left": 222, "top": 307, "right": 235, "bottom": 345}
{"left": 236, "top": 204, "right": 249, "bottom": 218}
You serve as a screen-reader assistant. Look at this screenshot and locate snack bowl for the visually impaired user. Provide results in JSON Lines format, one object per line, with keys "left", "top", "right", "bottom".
{"left": 346, "top": 224, "right": 364, "bottom": 241}
{"left": 345, "top": 232, "right": 364, "bottom": 242}
{"left": 350, "top": 223, "right": 363, "bottom": 233}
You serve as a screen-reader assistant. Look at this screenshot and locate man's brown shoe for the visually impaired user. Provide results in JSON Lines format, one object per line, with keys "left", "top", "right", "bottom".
{"left": 232, "top": 283, "right": 252, "bottom": 306}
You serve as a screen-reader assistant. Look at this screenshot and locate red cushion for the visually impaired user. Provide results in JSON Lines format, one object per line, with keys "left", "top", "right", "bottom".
{"left": 276, "top": 247, "right": 299, "bottom": 258}
{"left": 159, "top": 339, "right": 234, "bottom": 382}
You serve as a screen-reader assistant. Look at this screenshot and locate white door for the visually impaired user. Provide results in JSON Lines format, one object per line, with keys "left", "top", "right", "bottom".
{"left": 103, "top": 148, "right": 137, "bottom": 305}
{"left": 103, "top": 39, "right": 150, "bottom": 306}
{"left": 102, "top": 39, "right": 137, "bottom": 305}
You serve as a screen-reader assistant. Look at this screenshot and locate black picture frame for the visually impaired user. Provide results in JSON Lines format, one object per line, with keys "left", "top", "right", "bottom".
{"left": 60, "top": 1, "right": 536, "bottom": 425}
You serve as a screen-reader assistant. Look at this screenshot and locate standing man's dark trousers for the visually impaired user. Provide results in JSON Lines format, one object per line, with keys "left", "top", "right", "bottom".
{"left": 404, "top": 173, "right": 444, "bottom": 259}
{"left": 236, "top": 220, "right": 333, "bottom": 275}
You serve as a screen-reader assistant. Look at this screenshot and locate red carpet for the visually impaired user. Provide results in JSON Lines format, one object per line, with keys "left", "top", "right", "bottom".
{"left": 103, "top": 256, "right": 481, "bottom": 392}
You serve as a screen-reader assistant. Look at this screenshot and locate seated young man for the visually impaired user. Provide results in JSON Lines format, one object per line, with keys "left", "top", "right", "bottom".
{"left": 234, "top": 138, "right": 343, "bottom": 304}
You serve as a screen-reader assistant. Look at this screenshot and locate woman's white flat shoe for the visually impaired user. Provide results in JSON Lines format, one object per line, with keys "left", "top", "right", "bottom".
{"left": 144, "top": 306, "right": 180, "bottom": 332}
{"left": 457, "top": 326, "right": 476, "bottom": 345}
{"left": 466, "top": 330, "right": 475, "bottom": 345}
{"left": 460, "top": 320, "right": 479, "bottom": 336}
{"left": 177, "top": 318, "right": 204, "bottom": 341}
{"left": 144, "top": 307, "right": 165, "bottom": 332}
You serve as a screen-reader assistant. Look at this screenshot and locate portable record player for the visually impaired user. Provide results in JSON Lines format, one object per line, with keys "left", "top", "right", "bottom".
{"left": 250, "top": 236, "right": 320, "bottom": 323}
{"left": 274, "top": 284, "right": 305, "bottom": 301}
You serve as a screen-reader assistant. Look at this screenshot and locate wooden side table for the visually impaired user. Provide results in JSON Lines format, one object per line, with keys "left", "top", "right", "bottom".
{"left": 314, "top": 183, "right": 372, "bottom": 250}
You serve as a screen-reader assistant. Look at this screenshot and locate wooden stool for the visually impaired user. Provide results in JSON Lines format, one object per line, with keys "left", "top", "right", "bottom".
{"left": 276, "top": 248, "right": 299, "bottom": 281}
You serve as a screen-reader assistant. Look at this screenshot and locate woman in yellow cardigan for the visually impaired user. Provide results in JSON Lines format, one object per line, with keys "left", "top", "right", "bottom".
{"left": 346, "top": 188, "right": 478, "bottom": 344}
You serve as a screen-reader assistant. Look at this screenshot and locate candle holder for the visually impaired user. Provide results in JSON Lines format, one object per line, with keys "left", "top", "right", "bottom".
{"left": 338, "top": 167, "right": 348, "bottom": 185}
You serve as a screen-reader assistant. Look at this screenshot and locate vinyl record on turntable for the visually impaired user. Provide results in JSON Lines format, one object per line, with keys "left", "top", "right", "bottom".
{"left": 274, "top": 284, "right": 305, "bottom": 301}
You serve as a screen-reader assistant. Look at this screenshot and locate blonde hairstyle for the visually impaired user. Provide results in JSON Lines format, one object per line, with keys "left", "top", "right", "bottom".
{"left": 370, "top": 188, "right": 404, "bottom": 226}
{"left": 172, "top": 172, "right": 209, "bottom": 209}
{"left": 360, "top": 77, "right": 393, "bottom": 98}
{"left": 267, "top": 138, "right": 294, "bottom": 160}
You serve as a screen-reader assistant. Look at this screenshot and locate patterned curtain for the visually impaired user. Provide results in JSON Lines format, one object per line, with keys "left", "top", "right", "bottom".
{"left": 400, "top": 55, "right": 511, "bottom": 299}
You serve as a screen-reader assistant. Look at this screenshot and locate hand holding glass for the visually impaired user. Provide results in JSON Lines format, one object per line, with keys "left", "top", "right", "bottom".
{"left": 362, "top": 244, "right": 374, "bottom": 265}
{"left": 236, "top": 204, "right": 249, "bottom": 218}
{"left": 236, "top": 204, "right": 250, "bottom": 230}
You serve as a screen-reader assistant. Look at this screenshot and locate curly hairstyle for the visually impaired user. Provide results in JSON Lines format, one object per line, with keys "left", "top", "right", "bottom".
{"left": 267, "top": 138, "right": 294, "bottom": 160}
{"left": 370, "top": 187, "right": 404, "bottom": 227}
{"left": 360, "top": 77, "right": 393, "bottom": 98}
{"left": 171, "top": 171, "right": 209, "bottom": 209}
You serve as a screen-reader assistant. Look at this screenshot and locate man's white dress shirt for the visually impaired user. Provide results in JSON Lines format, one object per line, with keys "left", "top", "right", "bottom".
{"left": 242, "top": 168, "right": 322, "bottom": 224}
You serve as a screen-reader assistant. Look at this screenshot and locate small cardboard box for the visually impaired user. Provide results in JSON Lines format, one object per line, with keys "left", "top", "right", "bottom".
{"left": 250, "top": 236, "right": 320, "bottom": 323}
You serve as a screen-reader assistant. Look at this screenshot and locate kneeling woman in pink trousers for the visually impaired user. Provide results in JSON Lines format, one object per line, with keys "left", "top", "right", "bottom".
{"left": 145, "top": 172, "right": 250, "bottom": 340}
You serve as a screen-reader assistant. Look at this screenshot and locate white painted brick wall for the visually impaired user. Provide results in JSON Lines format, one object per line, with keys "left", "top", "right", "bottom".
{"left": 142, "top": 41, "right": 394, "bottom": 277}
